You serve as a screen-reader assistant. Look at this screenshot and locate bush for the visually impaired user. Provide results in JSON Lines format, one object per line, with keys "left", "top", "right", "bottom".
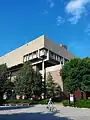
{"left": 29, "top": 100, "right": 38, "bottom": 105}
{"left": 63, "top": 100, "right": 90, "bottom": 108}
{"left": 0, "top": 98, "right": 5, "bottom": 105}
{"left": 63, "top": 100, "right": 69, "bottom": 106}
{"left": 4, "top": 99, "right": 38, "bottom": 105}
{"left": 75, "top": 100, "right": 90, "bottom": 108}
{"left": 38, "top": 99, "right": 49, "bottom": 104}
{"left": 5, "top": 99, "right": 29, "bottom": 104}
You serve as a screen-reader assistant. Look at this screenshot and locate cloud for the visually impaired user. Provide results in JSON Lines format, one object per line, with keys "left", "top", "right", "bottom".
{"left": 85, "top": 24, "right": 90, "bottom": 35}
{"left": 48, "top": 0, "right": 55, "bottom": 8}
{"left": 65, "top": 0, "right": 90, "bottom": 24}
{"left": 56, "top": 16, "right": 65, "bottom": 26}
{"left": 43, "top": 0, "right": 55, "bottom": 15}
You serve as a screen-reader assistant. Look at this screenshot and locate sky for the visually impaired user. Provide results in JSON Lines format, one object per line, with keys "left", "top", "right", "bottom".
{"left": 0, "top": 0, "right": 90, "bottom": 58}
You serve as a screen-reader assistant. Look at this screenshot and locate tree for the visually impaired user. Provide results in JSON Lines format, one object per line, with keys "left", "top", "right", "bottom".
{"left": 46, "top": 72, "right": 61, "bottom": 97}
{"left": 14, "top": 61, "right": 42, "bottom": 98}
{"left": 0, "top": 64, "right": 9, "bottom": 101}
{"left": 61, "top": 57, "right": 90, "bottom": 93}
{"left": 81, "top": 75, "right": 90, "bottom": 92}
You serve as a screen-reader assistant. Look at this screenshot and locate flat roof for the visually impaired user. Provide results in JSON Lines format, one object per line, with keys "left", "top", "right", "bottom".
{"left": 0, "top": 35, "right": 76, "bottom": 68}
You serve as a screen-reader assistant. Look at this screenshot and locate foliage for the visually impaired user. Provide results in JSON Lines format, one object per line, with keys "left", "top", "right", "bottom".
{"left": 63, "top": 100, "right": 90, "bottom": 108}
{"left": 4, "top": 99, "right": 38, "bottom": 105}
{"left": 0, "top": 64, "right": 14, "bottom": 102}
{"left": 63, "top": 100, "right": 69, "bottom": 106}
{"left": 0, "top": 63, "right": 15, "bottom": 103}
{"left": 38, "top": 99, "right": 49, "bottom": 104}
{"left": 14, "top": 61, "right": 42, "bottom": 98}
{"left": 75, "top": 100, "right": 90, "bottom": 108}
{"left": 46, "top": 72, "right": 61, "bottom": 97}
{"left": 61, "top": 57, "right": 90, "bottom": 93}
{"left": 0, "top": 64, "right": 7, "bottom": 94}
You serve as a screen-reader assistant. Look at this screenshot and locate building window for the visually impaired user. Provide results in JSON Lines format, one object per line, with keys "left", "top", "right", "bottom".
{"left": 60, "top": 57, "right": 63, "bottom": 64}
{"left": 57, "top": 56, "right": 60, "bottom": 61}
{"left": 23, "top": 55, "right": 28, "bottom": 62}
{"left": 51, "top": 52, "right": 53, "bottom": 56}
{"left": 40, "top": 48, "right": 47, "bottom": 56}
{"left": 28, "top": 54, "right": 31, "bottom": 60}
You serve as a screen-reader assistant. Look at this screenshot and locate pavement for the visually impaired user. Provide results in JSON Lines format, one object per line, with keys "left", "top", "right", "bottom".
{"left": 0, "top": 104, "right": 90, "bottom": 120}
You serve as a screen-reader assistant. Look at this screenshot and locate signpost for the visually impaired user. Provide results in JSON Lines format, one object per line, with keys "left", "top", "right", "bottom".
{"left": 70, "top": 94, "right": 74, "bottom": 103}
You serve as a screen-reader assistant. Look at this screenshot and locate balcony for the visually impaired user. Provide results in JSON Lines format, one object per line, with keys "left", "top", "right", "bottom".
{"left": 40, "top": 49, "right": 47, "bottom": 57}
{"left": 33, "top": 53, "right": 38, "bottom": 59}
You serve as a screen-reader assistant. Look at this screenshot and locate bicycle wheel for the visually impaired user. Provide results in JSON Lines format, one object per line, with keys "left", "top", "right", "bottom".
{"left": 52, "top": 106, "right": 57, "bottom": 112}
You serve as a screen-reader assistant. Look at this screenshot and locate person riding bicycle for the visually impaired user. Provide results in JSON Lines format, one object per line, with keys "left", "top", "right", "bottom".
{"left": 47, "top": 96, "right": 57, "bottom": 112}
{"left": 47, "top": 97, "right": 54, "bottom": 109}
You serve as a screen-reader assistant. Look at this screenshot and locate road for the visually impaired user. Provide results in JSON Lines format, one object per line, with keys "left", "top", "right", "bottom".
{"left": 0, "top": 104, "right": 90, "bottom": 120}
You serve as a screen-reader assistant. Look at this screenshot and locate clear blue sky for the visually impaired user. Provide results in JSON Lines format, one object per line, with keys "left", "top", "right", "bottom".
{"left": 0, "top": 0, "right": 90, "bottom": 58}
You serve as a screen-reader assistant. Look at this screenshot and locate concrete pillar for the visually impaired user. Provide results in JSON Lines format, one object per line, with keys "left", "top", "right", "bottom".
{"left": 41, "top": 60, "right": 45, "bottom": 99}
{"left": 38, "top": 49, "right": 40, "bottom": 58}
{"left": 63, "top": 57, "right": 65, "bottom": 65}
{"left": 60, "top": 58, "right": 61, "bottom": 65}
{"left": 47, "top": 49, "right": 49, "bottom": 60}
{"left": 42, "top": 60, "right": 44, "bottom": 82}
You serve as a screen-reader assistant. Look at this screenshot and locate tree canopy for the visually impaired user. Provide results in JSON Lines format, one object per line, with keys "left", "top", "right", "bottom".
{"left": 0, "top": 63, "right": 13, "bottom": 101}
{"left": 46, "top": 72, "right": 61, "bottom": 97}
{"left": 14, "top": 61, "right": 42, "bottom": 98}
{"left": 61, "top": 57, "right": 90, "bottom": 93}
{"left": 0, "top": 64, "right": 7, "bottom": 95}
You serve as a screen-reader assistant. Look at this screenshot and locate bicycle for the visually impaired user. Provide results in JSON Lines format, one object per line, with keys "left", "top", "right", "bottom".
{"left": 46, "top": 104, "right": 57, "bottom": 112}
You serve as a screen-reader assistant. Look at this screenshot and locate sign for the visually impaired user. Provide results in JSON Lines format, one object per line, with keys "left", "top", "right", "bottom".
{"left": 70, "top": 94, "right": 74, "bottom": 102}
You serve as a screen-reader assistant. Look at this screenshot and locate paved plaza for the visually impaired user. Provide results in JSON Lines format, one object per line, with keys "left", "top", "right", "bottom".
{"left": 0, "top": 104, "right": 90, "bottom": 120}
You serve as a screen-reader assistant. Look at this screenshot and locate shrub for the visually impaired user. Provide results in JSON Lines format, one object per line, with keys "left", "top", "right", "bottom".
{"left": 4, "top": 99, "right": 38, "bottom": 105}
{"left": 63, "top": 100, "right": 69, "bottom": 106}
{"left": 63, "top": 100, "right": 90, "bottom": 108}
{"left": 75, "top": 100, "right": 90, "bottom": 108}
{"left": 39, "top": 99, "right": 49, "bottom": 104}
{"left": 5, "top": 99, "right": 29, "bottom": 104}
{"left": 0, "top": 98, "right": 5, "bottom": 105}
{"left": 29, "top": 100, "right": 38, "bottom": 105}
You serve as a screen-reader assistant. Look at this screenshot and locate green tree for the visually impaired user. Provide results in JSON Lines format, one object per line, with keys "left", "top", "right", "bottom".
{"left": 61, "top": 58, "right": 90, "bottom": 93}
{"left": 14, "top": 61, "right": 42, "bottom": 98}
{"left": 46, "top": 72, "right": 61, "bottom": 97}
{"left": 0, "top": 64, "right": 8, "bottom": 101}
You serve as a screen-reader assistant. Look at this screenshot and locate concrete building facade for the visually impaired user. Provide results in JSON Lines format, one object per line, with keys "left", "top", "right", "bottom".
{"left": 0, "top": 35, "right": 75, "bottom": 91}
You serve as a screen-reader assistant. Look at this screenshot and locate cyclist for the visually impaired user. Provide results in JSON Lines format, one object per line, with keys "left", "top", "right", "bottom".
{"left": 47, "top": 97, "right": 53, "bottom": 110}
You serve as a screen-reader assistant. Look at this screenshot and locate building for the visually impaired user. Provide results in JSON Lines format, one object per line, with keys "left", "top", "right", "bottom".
{"left": 0, "top": 35, "right": 75, "bottom": 92}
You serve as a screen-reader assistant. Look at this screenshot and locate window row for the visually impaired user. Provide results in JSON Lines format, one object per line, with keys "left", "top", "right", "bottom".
{"left": 49, "top": 51, "right": 69, "bottom": 63}
{"left": 23, "top": 51, "right": 38, "bottom": 62}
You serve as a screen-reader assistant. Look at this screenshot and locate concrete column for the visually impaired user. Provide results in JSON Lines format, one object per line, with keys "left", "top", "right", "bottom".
{"left": 59, "top": 59, "right": 63, "bottom": 69}
{"left": 42, "top": 60, "right": 44, "bottom": 82}
{"left": 41, "top": 60, "right": 45, "bottom": 99}
{"left": 38, "top": 49, "right": 40, "bottom": 58}
{"left": 63, "top": 57, "right": 65, "bottom": 65}
{"left": 47, "top": 49, "right": 49, "bottom": 60}
{"left": 60, "top": 58, "right": 61, "bottom": 65}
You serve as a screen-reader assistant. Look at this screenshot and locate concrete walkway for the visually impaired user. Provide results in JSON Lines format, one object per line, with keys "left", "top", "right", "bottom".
{"left": 0, "top": 104, "right": 90, "bottom": 120}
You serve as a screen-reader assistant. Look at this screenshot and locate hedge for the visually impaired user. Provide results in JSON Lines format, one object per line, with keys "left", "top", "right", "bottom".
{"left": 63, "top": 100, "right": 90, "bottom": 108}
{"left": 38, "top": 99, "right": 49, "bottom": 104}
{"left": 4, "top": 99, "right": 49, "bottom": 105}
{"left": 4, "top": 99, "right": 38, "bottom": 106}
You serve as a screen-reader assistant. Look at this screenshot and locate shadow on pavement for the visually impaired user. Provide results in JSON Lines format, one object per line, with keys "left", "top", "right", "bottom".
{"left": 0, "top": 112, "right": 73, "bottom": 120}
{"left": 0, "top": 106, "right": 33, "bottom": 111}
